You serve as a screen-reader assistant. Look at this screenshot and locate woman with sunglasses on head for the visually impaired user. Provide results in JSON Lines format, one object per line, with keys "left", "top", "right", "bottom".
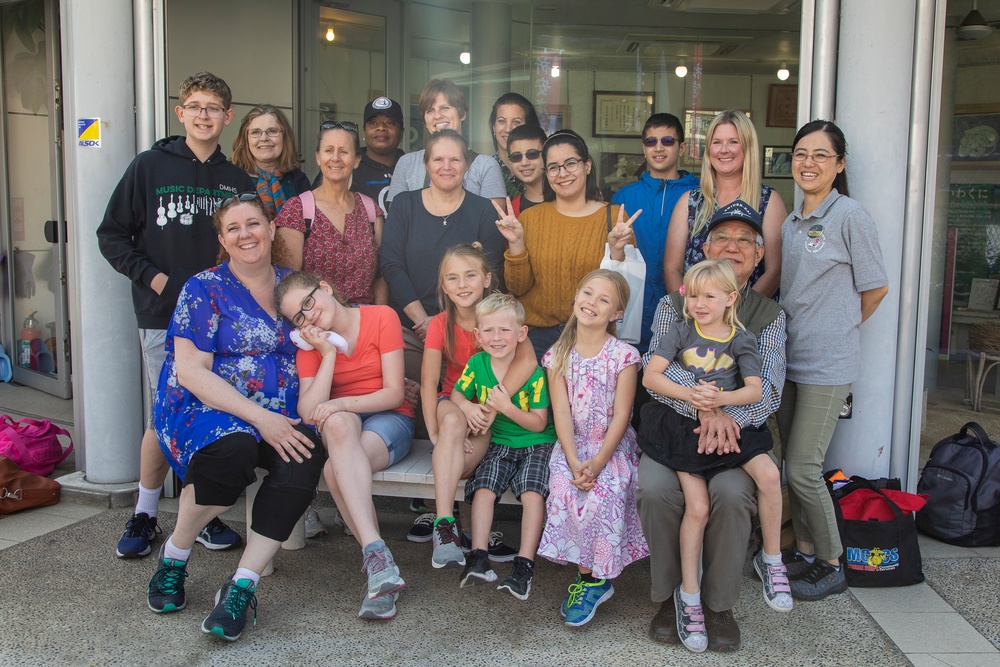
{"left": 489, "top": 93, "right": 541, "bottom": 198}
{"left": 506, "top": 123, "right": 547, "bottom": 217}
{"left": 777, "top": 120, "right": 888, "bottom": 602}
{"left": 663, "top": 109, "right": 786, "bottom": 298}
{"left": 147, "top": 193, "right": 326, "bottom": 642}
{"left": 496, "top": 129, "right": 639, "bottom": 361}
{"left": 612, "top": 113, "right": 699, "bottom": 355}
{"left": 387, "top": 79, "right": 506, "bottom": 207}
{"left": 273, "top": 120, "right": 385, "bottom": 306}
{"left": 232, "top": 104, "right": 311, "bottom": 218}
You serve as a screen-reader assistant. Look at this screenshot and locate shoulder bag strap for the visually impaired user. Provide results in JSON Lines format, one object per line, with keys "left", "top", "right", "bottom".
{"left": 299, "top": 190, "right": 316, "bottom": 241}
{"left": 358, "top": 193, "right": 377, "bottom": 225}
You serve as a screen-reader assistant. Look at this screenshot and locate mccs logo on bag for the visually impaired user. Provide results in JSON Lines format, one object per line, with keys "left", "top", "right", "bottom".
{"left": 845, "top": 546, "right": 900, "bottom": 573}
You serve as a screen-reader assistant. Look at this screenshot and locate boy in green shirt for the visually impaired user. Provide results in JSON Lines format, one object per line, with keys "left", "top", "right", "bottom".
{"left": 453, "top": 294, "right": 556, "bottom": 600}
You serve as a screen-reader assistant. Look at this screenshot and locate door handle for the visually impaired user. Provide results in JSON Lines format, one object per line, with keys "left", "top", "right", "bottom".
{"left": 44, "top": 220, "right": 67, "bottom": 244}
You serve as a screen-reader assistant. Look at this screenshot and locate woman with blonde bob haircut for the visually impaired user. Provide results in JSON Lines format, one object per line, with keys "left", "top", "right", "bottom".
{"left": 663, "top": 109, "right": 786, "bottom": 298}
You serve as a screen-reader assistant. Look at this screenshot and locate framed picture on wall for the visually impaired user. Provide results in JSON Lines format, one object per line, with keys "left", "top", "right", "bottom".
{"left": 599, "top": 152, "right": 645, "bottom": 195}
{"left": 952, "top": 105, "right": 1000, "bottom": 169}
{"left": 763, "top": 146, "right": 794, "bottom": 179}
{"left": 682, "top": 109, "right": 751, "bottom": 169}
{"left": 593, "top": 91, "right": 654, "bottom": 138}
{"left": 767, "top": 84, "right": 798, "bottom": 127}
{"left": 539, "top": 105, "right": 571, "bottom": 135}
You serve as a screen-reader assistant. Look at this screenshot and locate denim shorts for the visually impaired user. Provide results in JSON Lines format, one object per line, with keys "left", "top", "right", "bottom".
{"left": 139, "top": 328, "right": 167, "bottom": 426}
{"left": 358, "top": 410, "right": 415, "bottom": 466}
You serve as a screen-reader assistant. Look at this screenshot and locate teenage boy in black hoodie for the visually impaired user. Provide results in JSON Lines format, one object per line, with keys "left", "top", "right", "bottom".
{"left": 98, "top": 72, "right": 253, "bottom": 559}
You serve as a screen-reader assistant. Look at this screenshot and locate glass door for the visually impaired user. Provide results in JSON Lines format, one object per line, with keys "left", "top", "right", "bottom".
{"left": 0, "top": 0, "right": 71, "bottom": 398}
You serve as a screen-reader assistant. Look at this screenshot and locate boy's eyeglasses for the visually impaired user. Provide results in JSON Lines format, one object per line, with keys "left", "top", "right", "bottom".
{"left": 321, "top": 120, "right": 359, "bottom": 132}
{"left": 181, "top": 104, "right": 227, "bottom": 119}
{"left": 509, "top": 149, "right": 542, "bottom": 163}
{"left": 291, "top": 287, "right": 320, "bottom": 327}
{"left": 248, "top": 128, "right": 282, "bottom": 139}
{"left": 219, "top": 192, "right": 261, "bottom": 209}
{"left": 642, "top": 136, "right": 679, "bottom": 147}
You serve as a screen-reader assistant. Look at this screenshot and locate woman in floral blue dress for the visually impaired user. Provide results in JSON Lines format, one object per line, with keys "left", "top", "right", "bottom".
{"left": 147, "top": 193, "right": 326, "bottom": 643}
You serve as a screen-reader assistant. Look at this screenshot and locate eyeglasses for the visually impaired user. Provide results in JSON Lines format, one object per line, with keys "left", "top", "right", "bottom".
{"left": 792, "top": 150, "right": 840, "bottom": 164}
{"left": 248, "top": 128, "right": 282, "bottom": 140}
{"left": 544, "top": 157, "right": 583, "bottom": 176}
{"left": 321, "top": 120, "right": 359, "bottom": 132}
{"left": 708, "top": 233, "right": 758, "bottom": 249}
{"left": 509, "top": 149, "right": 542, "bottom": 163}
{"left": 181, "top": 103, "right": 227, "bottom": 119}
{"left": 290, "top": 286, "right": 319, "bottom": 328}
{"left": 219, "top": 192, "right": 260, "bottom": 209}
{"left": 641, "top": 136, "right": 679, "bottom": 147}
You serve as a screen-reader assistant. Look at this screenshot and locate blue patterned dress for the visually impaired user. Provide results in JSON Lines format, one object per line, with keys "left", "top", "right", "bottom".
{"left": 683, "top": 185, "right": 774, "bottom": 289}
{"left": 154, "top": 263, "right": 300, "bottom": 479}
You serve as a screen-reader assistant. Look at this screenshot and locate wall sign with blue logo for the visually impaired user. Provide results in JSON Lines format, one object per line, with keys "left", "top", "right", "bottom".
{"left": 77, "top": 118, "right": 101, "bottom": 147}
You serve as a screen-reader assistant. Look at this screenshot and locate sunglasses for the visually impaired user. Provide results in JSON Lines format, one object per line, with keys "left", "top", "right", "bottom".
{"left": 642, "top": 136, "right": 679, "bottom": 147}
{"left": 320, "top": 120, "right": 359, "bottom": 132}
{"left": 219, "top": 192, "right": 260, "bottom": 209}
{"left": 509, "top": 149, "right": 541, "bottom": 163}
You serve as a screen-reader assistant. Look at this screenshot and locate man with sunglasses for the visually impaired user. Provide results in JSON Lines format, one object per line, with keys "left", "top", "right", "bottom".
{"left": 611, "top": 113, "right": 698, "bottom": 355}
{"left": 97, "top": 72, "right": 253, "bottom": 560}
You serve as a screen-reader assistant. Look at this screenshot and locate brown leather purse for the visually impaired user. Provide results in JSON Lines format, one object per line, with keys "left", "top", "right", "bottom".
{"left": 0, "top": 455, "right": 60, "bottom": 515}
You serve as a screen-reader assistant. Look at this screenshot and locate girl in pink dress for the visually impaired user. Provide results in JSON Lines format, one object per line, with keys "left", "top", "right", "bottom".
{"left": 538, "top": 269, "right": 649, "bottom": 627}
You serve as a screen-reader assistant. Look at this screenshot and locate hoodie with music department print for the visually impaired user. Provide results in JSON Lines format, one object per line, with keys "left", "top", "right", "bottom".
{"left": 97, "top": 135, "right": 254, "bottom": 329}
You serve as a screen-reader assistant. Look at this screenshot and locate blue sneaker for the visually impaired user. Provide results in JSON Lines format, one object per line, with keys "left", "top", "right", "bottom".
{"left": 195, "top": 517, "right": 243, "bottom": 551}
{"left": 201, "top": 578, "right": 257, "bottom": 642}
{"left": 147, "top": 546, "right": 188, "bottom": 613}
{"left": 564, "top": 578, "right": 614, "bottom": 627}
{"left": 560, "top": 573, "right": 584, "bottom": 618}
{"left": 116, "top": 512, "right": 161, "bottom": 559}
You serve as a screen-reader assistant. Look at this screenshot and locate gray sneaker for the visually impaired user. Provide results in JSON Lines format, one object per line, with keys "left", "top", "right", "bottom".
{"left": 358, "top": 586, "right": 399, "bottom": 620}
{"left": 363, "top": 545, "right": 405, "bottom": 599}
{"left": 782, "top": 549, "right": 816, "bottom": 580}
{"left": 752, "top": 551, "right": 793, "bottom": 612}
{"left": 789, "top": 560, "right": 848, "bottom": 601}
{"left": 431, "top": 519, "right": 465, "bottom": 569}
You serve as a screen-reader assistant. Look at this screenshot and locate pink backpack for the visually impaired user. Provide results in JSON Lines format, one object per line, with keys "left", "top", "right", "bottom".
{"left": 299, "top": 190, "right": 377, "bottom": 241}
{"left": 0, "top": 414, "right": 73, "bottom": 477}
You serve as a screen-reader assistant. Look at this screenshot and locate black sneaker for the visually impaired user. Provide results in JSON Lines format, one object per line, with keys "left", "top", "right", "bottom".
{"left": 116, "top": 512, "right": 161, "bottom": 558}
{"left": 497, "top": 556, "right": 534, "bottom": 600}
{"left": 459, "top": 549, "right": 497, "bottom": 588}
{"left": 147, "top": 546, "right": 188, "bottom": 613}
{"left": 201, "top": 577, "right": 258, "bottom": 642}
{"left": 789, "top": 560, "right": 848, "bottom": 601}
{"left": 461, "top": 531, "right": 518, "bottom": 563}
{"left": 781, "top": 548, "right": 817, "bottom": 580}
{"left": 406, "top": 513, "right": 436, "bottom": 543}
{"left": 195, "top": 517, "right": 243, "bottom": 551}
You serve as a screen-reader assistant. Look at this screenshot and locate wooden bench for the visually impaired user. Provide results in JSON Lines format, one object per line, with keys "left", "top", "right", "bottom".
{"left": 247, "top": 439, "right": 519, "bottom": 570}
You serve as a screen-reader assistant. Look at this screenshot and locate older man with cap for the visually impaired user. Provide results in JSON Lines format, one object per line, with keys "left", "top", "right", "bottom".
{"left": 636, "top": 199, "right": 786, "bottom": 652}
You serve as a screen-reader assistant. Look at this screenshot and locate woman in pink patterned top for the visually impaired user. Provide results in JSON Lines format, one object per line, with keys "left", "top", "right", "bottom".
{"left": 275, "top": 120, "right": 385, "bottom": 305}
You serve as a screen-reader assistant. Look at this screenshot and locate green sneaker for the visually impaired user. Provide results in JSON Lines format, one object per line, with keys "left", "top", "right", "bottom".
{"left": 147, "top": 546, "right": 188, "bottom": 613}
{"left": 201, "top": 578, "right": 257, "bottom": 642}
{"left": 560, "top": 573, "right": 584, "bottom": 618}
{"left": 564, "top": 578, "right": 614, "bottom": 627}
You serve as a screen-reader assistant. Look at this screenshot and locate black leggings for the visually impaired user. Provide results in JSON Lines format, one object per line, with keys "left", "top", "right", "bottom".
{"left": 183, "top": 425, "right": 327, "bottom": 542}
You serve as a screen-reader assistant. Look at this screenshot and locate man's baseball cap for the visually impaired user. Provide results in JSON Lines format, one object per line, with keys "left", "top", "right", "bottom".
{"left": 707, "top": 199, "right": 764, "bottom": 238}
{"left": 363, "top": 96, "right": 404, "bottom": 126}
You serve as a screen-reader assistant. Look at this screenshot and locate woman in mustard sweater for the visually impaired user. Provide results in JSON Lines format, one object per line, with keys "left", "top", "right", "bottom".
{"left": 496, "top": 129, "right": 638, "bottom": 360}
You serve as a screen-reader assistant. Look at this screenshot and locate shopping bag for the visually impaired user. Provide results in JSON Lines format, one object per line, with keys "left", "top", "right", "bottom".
{"left": 600, "top": 242, "right": 645, "bottom": 345}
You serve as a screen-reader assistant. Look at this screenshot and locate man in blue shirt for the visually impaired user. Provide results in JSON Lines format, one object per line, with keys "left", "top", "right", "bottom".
{"left": 611, "top": 113, "right": 698, "bottom": 354}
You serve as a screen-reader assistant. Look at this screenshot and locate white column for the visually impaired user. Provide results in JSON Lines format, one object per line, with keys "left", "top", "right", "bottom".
{"left": 61, "top": 0, "right": 144, "bottom": 483}
{"left": 822, "top": 0, "right": 915, "bottom": 479}
{"left": 470, "top": 2, "right": 512, "bottom": 154}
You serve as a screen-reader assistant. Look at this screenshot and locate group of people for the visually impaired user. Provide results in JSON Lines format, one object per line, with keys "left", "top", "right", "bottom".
{"left": 96, "top": 70, "right": 888, "bottom": 650}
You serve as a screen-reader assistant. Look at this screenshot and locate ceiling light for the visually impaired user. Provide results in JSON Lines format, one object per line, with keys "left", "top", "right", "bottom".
{"left": 958, "top": 0, "right": 993, "bottom": 40}
{"left": 675, "top": 62, "right": 688, "bottom": 78}
{"left": 777, "top": 62, "right": 790, "bottom": 80}
{"left": 551, "top": 65, "right": 560, "bottom": 78}
{"left": 325, "top": 26, "right": 335, "bottom": 42}
{"left": 460, "top": 51, "right": 471, "bottom": 65}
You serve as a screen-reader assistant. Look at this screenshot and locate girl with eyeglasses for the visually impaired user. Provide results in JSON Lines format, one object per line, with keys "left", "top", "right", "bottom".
{"left": 496, "top": 129, "right": 640, "bottom": 361}
{"left": 776, "top": 120, "right": 888, "bottom": 602}
{"left": 612, "top": 113, "right": 699, "bottom": 355}
{"left": 489, "top": 93, "right": 541, "bottom": 198}
{"left": 506, "top": 123, "right": 548, "bottom": 217}
{"left": 232, "top": 105, "right": 311, "bottom": 218}
{"left": 273, "top": 121, "right": 385, "bottom": 308}
{"left": 663, "top": 109, "right": 787, "bottom": 299}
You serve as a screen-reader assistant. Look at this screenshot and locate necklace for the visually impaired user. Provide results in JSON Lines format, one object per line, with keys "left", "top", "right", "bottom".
{"left": 428, "top": 190, "right": 464, "bottom": 226}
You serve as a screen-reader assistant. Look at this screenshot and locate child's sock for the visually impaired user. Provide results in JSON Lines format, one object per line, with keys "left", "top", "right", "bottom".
{"left": 163, "top": 536, "right": 191, "bottom": 563}
{"left": 679, "top": 587, "right": 701, "bottom": 607}
{"left": 796, "top": 550, "right": 817, "bottom": 564}
{"left": 762, "top": 551, "right": 782, "bottom": 566}
{"left": 580, "top": 572, "right": 598, "bottom": 584}
{"left": 233, "top": 567, "right": 260, "bottom": 587}
{"left": 434, "top": 516, "right": 455, "bottom": 526}
{"left": 135, "top": 483, "right": 162, "bottom": 518}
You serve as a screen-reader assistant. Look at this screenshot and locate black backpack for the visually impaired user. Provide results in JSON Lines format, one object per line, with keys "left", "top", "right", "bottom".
{"left": 916, "top": 422, "right": 1000, "bottom": 546}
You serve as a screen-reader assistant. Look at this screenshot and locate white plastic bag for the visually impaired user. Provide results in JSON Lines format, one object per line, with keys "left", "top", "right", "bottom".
{"left": 600, "top": 243, "right": 646, "bottom": 345}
